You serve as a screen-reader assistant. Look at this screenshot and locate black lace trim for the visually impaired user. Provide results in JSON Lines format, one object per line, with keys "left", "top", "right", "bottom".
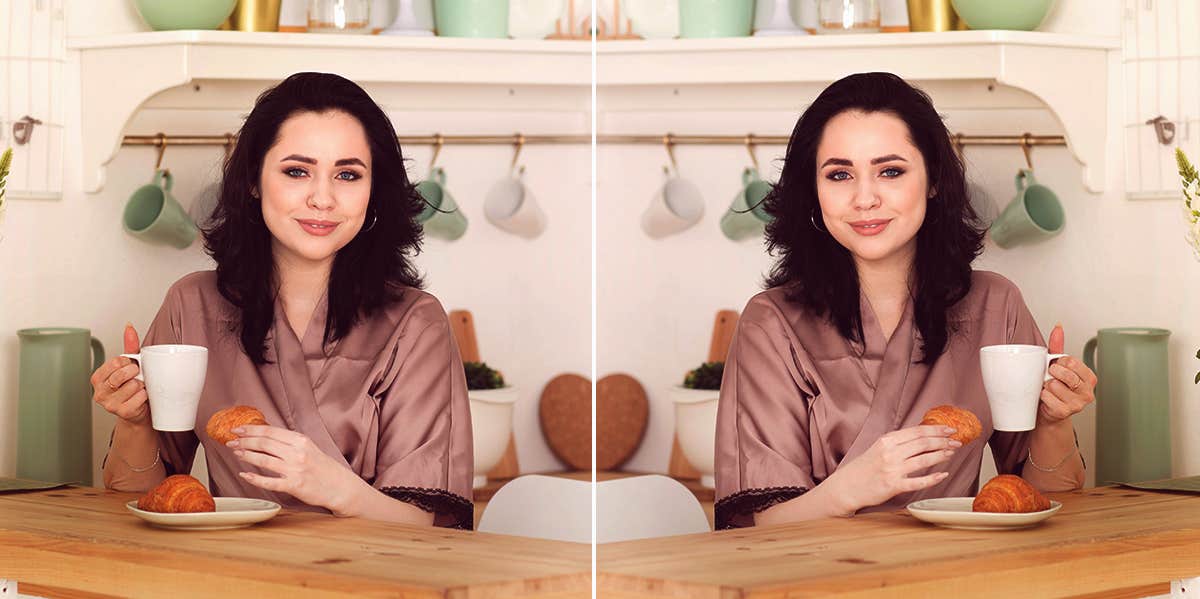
{"left": 714, "top": 486, "right": 809, "bottom": 530}
{"left": 380, "top": 486, "right": 474, "bottom": 530}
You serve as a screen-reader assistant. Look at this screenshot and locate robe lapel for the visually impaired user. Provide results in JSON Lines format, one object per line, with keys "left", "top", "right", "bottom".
{"left": 840, "top": 294, "right": 917, "bottom": 464}
{"left": 261, "top": 293, "right": 350, "bottom": 468}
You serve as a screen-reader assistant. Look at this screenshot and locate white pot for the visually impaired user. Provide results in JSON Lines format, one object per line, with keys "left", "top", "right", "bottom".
{"left": 671, "top": 386, "right": 719, "bottom": 488}
{"left": 468, "top": 386, "right": 519, "bottom": 488}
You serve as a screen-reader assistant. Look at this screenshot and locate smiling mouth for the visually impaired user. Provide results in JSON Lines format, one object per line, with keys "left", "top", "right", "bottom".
{"left": 296, "top": 219, "right": 340, "bottom": 236}
{"left": 848, "top": 219, "right": 892, "bottom": 235}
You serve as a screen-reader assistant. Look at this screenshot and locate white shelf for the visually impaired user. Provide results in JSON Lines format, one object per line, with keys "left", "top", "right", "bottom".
{"left": 70, "top": 31, "right": 591, "bottom": 193}
{"left": 598, "top": 31, "right": 1120, "bottom": 193}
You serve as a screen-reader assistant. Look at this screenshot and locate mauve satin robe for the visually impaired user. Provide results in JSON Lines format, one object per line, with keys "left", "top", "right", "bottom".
{"left": 122, "top": 271, "right": 474, "bottom": 529}
{"left": 715, "top": 271, "right": 1043, "bottom": 529}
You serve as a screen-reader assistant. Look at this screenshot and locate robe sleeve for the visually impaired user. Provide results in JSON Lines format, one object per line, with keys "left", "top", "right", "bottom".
{"left": 987, "top": 283, "right": 1045, "bottom": 475}
{"left": 372, "top": 301, "right": 474, "bottom": 529}
{"left": 714, "top": 296, "right": 819, "bottom": 529}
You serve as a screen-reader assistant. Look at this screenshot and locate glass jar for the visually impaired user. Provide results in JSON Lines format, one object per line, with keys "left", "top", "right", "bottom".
{"left": 817, "top": 0, "right": 880, "bottom": 34}
{"left": 308, "top": 0, "right": 371, "bottom": 33}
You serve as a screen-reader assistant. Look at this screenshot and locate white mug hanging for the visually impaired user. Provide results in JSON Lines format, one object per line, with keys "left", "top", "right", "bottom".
{"left": 485, "top": 167, "right": 548, "bottom": 239}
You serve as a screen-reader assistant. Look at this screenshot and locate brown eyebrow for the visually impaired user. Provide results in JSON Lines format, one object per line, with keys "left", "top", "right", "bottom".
{"left": 280, "top": 154, "right": 366, "bottom": 168}
{"left": 820, "top": 155, "right": 909, "bottom": 168}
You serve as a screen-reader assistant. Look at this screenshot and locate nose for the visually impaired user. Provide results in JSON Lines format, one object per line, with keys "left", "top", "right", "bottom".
{"left": 307, "top": 176, "right": 335, "bottom": 211}
{"left": 851, "top": 177, "right": 881, "bottom": 212}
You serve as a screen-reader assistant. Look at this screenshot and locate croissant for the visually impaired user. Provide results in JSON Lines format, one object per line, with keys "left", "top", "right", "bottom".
{"left": 920, "top": 405, "right": 982, "bottom": 445}
{"left": 972, "top": 474, "right": 1051, "bottom": 513}
{"left": 137, "top": 474, "right": 216, "bottom": 513}
{"left": 206, "top": 406, "right": 268, "bottom": 444}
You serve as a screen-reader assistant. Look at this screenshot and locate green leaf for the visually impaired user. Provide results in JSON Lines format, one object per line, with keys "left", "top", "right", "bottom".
{"left": 1194, "top": 370, "right": 1199, "bottom": 385}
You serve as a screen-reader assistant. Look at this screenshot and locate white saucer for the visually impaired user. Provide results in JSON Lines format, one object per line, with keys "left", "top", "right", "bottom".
{"left": 906, "top": 497, "right": 1062, "bottom": 530}
{"left": 126, "top": 497, "right": 281, "bottom": 530}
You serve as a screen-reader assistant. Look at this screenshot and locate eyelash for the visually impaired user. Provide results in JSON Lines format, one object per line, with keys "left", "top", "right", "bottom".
{"left": 283, "top": 167, "right": 362, "bottom": 181}
{"left": 826, "top": 167, "right": 905, "bottom": 181}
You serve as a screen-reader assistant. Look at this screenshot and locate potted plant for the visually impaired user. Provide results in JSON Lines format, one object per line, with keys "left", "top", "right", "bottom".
{"left": 0, "top": 147, "right": 11, "bottom": 235}
{"left": 1176, "top": 148, "right": 1200, "bottom": 384}
{"left": 465, "top": 361, "right": 518, "bottom": 488}
{"left": 670, "top": 361, "right": 724, "bottom": 488}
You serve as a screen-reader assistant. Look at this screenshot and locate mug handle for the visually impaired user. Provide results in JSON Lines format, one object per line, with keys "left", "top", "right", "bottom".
{"left": 1083, "top": 337, "right": 1098, "bottom": 372}
{"left": 1015, "top": 169, "right": 1035, "bottom": 192}
{"left": 120, "top": 353, "right": 145, "bottom": 382}
{"left": 154, "top": 169, "right": 174, "bottom": 191}
{"left": 90, "top": 337, "right": 106, "bottom": 372}
{"left": 433, "top": 167, "right": 446, "bottom": 186}
{"left": 1044, "top": 353, "right": 1069, "bottom": 382}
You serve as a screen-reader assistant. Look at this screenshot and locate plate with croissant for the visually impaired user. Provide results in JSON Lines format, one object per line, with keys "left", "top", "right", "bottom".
{"left": 906, "top": 475, "right": 1062, "bottom": 530}
{"left": 126, "top": 474, "right": 280, "bottom": 530}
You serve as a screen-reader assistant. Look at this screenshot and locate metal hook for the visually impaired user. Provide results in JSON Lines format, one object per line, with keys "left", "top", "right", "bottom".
{"left": 1020, "top": 133, "right": 1034, "bottom": 170}
{"left": 12, "top": 115, "right": 43, "bottom": 146}
{"left": 663, "top": 133, "right": 678, "bottom": 176}
{"left": 952, "top": 133, "right": 965, "bottom": 160}
{"left": 745, "top": 134, "right": 760, "bottom": 172}
{"left": 1147, "top": 115, "right": 1176, "bottom": 145}
{"left": 154, "top": 133, "right": 168, "bottom": 173}
{"left": 223, "top": 133, "right": 235, "bottom": 162}
{"left": 428, "top": 133, "right": 444, "bottom": 176}
{"left": 510, "top": 133, "right": 525, "bottom": 174}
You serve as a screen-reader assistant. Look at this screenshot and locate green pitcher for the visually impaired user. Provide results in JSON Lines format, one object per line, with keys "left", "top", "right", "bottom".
{"left": 679, "top": 0, "right": 755, "bottom": 38}
{"left": 1083, "top": 327, "right": 1172, "bottom": 485}
{"left": 17, "top": 328, "right": 105, "bottom": 486}
{"left": 434, "top": 0, "right": 510, "bottom": 37}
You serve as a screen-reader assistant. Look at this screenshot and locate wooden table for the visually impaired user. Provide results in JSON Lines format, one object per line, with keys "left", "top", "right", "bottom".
{"left": 0, "top": 487, "right": 590, "bottom": 598}
{"left": 598, "top": 486, "right": 1200, "bottom": 598}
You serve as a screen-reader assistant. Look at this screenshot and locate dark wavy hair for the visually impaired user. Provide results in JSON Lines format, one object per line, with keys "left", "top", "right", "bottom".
{"left": 204, "top": 72, "right": 425, "bottom": 364}
{"left": 763, "top": 72, "right": 984, "bottom": 364}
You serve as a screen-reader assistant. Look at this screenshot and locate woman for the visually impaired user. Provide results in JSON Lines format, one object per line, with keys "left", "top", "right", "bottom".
{"left": 714, "top": 72, "right": 1093, "bottom": 529}
{"left": 90, "top": 72, "right": 473, "bottom": 529}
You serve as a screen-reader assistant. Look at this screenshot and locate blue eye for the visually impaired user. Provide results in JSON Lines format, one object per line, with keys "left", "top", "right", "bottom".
{"left": 284, "top": 167, "right": 307, "bottom": 178}
{"left": 881, "top": 167, "right": 905, "bottom": 178}
{"left": 336, "top": 170, "right": 362, "bottom": 181}
{"left": 827, "top": 170, "right": 851, "bottom": 181}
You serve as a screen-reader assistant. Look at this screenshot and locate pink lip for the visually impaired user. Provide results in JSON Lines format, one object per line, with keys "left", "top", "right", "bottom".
{"left": 848, "top": 219, "right": 892, "bottom": 236}
{"left": 296, "top": 219, "right": 340, "bottom": 237}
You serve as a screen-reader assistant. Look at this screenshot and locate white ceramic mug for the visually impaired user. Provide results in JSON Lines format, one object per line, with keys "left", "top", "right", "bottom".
{"left": 484, "top": 171, "right": 547, "bottom": 238}
{"left": 640, "top": 176, "right": 704, "bottom": 238}
{"left": 121, "top": 344, "right": 208, "bottom": 432}
{"left": 979, "top": 344, "right": 1067, "bottom": 432}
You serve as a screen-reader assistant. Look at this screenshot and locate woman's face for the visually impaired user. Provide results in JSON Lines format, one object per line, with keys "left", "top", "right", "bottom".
{"left": 814, "top": 110, "right": 929, "bottom": 268}
{"left": 259, "top": 110, "right": 373, "bottom": 268}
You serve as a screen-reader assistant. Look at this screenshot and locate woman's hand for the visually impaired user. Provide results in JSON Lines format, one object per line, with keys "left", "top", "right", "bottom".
{"left": 228, "top": 425, "right": 368, "bottom": 516}
{"left": 1040, "top": 325, "right": 1096, "bottom": 426}
{"left": 90, "top": 324, "right": 150, "bottom": 427}
{"left": 824, "top": 424, "right": 960, "bottom": 515}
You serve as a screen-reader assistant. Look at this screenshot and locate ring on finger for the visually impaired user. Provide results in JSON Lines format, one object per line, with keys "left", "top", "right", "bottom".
{"left": 105, "top": 379, "right": 119, "bottom": 391}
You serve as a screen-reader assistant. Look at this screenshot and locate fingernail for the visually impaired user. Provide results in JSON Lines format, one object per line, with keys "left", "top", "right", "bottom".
{"left": 231, "top": 427, "right": 245, "bottom": 435}
{"left": 944, "top": 427, "right": 957, "bottom": 435}
{"left": 226, "top": 440, "right": 240, "bottom": 448}
{"left": 125, "top": 321, "right": 134, "bottom": 329}
{"left": 233, "top": 449, "right": 244, "bottom": 457}
{"left": 949, "top": 440, "right": 963, "bottom": 448}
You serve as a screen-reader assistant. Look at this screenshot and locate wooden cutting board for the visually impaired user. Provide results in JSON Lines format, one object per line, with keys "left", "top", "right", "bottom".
{"left": 596, "top": 373, "right": 648, "bottom": 471}
{"left": 449, "top": 309, "right": 519, "bottom": 480}
{"left": 539, "top": 373, "right": 592, "bottom": 471}
{"left": 668, "top": 309, "right": 738, "bottom": 480}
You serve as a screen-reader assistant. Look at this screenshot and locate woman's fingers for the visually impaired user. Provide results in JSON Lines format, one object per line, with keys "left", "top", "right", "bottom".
{"left": 899, "top": 471, "right": 951, "bottom": 493}
{"left": 902, "top": 447, "right": 956, "bottom": 475}
{"left": 239, "top": 471, "right": 287, "bottom": 492}
{"left": 234, "top": 448, "right": 288, "bottom": 475}
{"left": 114, "top": 388, "right": 149, "bottom": 421}
{"left": 228, "top": 435, "right": 295, "bottom": 460}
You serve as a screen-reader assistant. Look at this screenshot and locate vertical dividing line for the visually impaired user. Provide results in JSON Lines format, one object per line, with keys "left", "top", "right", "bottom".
{"left": 590, "top": 0, "right": 598, "bottom": 591}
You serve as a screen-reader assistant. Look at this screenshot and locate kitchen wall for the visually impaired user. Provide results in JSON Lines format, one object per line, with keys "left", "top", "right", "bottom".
{"left": 0, "top": 1, "right": 590, "bottom": 485}
{"left": 598, "top": 0, "right": 1200, "bottom": 487}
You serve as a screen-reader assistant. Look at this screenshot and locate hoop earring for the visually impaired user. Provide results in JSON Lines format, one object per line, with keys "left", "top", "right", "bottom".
{"left": 361, "top": 211, "right": 378, "bottom": 233}
{"left": 810, "top": 209, "right": 827, "bottom": 233}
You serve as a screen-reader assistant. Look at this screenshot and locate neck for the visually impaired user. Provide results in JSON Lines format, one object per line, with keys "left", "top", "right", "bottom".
{"left": 273, "top": 246, "right": 333, "bottom": 309}
{"left": 855, "top": 244, "right": 916, "bottom": 307}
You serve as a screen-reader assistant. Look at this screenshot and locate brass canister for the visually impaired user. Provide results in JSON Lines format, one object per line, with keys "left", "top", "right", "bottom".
{"left": 905, "top": 0, "right": 967, "bottom": 32}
